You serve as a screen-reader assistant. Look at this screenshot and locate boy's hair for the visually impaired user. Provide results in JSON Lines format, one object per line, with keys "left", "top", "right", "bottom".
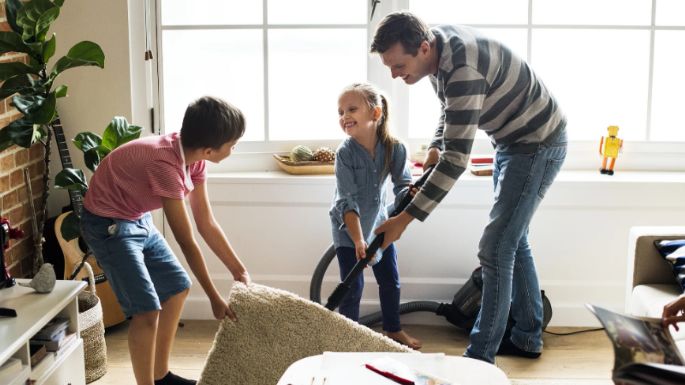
{"left": 370, "top": 11, "right": 433, "bottom": 56}
{"left": 341, "top": 83, "right": 398, "bottom": 176}
{"left": 180, "top": 96, "right": 245, "bottom": 149}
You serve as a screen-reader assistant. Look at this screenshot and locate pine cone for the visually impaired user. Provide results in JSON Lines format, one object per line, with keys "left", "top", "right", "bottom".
{"left": 312, "top": 147, "right": 335, "bottom": 162}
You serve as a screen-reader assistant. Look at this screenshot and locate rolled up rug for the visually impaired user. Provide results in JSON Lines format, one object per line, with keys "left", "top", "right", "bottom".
{"left": 198, "top": 283, "right": 412, "bottom": 385}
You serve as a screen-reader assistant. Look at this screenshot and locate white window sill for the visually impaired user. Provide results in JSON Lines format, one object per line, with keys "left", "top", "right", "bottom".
{"left": 207, "top": 169, "right": 685, "bottom": 185}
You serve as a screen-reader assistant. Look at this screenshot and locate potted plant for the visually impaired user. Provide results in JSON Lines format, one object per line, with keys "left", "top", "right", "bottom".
{"left": 0, "top": 0, "right": 105, "bottom": 273}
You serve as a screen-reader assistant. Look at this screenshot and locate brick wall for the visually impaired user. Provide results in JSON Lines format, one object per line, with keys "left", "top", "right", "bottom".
{"left": 0, "top": 0, "right": 47, "bottom": 278}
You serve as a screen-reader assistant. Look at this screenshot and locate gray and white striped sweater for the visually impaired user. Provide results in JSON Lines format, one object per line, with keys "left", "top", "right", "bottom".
{"left": 406, "top": 25, "right": 567, "bottom": 221}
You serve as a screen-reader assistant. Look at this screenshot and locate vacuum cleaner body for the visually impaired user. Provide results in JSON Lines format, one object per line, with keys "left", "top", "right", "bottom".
{"left": 436, "top": 266, "right": 553, "bottom": 332}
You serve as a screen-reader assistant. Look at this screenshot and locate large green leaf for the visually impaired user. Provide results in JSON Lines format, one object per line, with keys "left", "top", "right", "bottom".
{"left": 4, "top": 119, "right": 44, "bottom": 148}
{"left": 72, "top": 131, "right": 102, "bottom": 153}
{"left": 54, "top": 167, "right": 88, "bottom": 192}
{"left": 17, "top": 0, "right": 56, "bottom": 43}
{"left": 0, "top": 74, "right": 32, "bottom": 100}
{"left": 5, "top": 0, "right": 24, "bottom": 35}
{"left": 42, "top": 33, "right": 56, "bottom": 62}
{"left": 101, "top": 116, "right": 142, "bottom": 152}
{"left": 0, "top": 31, "right": 33, "bottom": 55}
{"left": 20, "top": 92, "right": 57, "bottom": 124}
{"left": 83, "top": 148, "right": 101, "bottom": 173}
{"left": 34, "top": 6, "right": 60, "bottom": 42}
{"left": 0, "top": 125, "right": 15, "bottom": 152}
{"left": 51, "top": 41, "right": 105, "bottom": 75}
{"left": 0, "top": 62, "right": 38, "bottom": 81}
{"left": 12, "top": 93, "right": 57, "bottom": 126}
{"left": 59, "top": 211, "right": 80, "bottom": 242}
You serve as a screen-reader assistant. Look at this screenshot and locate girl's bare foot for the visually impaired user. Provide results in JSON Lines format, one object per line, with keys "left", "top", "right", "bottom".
{"left": 386, "top": 330, "right": 422, "bottom": 350}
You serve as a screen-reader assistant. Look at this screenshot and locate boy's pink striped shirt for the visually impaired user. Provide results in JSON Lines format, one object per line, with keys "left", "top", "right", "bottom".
{"left": 83, "top": 133, "right": 206, "bottom": 220}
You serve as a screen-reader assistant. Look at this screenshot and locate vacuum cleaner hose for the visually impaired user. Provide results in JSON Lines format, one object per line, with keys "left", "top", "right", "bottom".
{"left": 309, "top": 243, "right": 442, "bottom": 327}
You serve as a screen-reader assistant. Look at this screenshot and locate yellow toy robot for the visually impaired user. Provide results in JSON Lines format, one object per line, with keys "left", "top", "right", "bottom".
{"left": 599, "top": 125, "right": 623, "bottom": 175}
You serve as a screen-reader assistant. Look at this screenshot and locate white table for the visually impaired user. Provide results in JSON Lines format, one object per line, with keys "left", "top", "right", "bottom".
{"left": 277, "top": 352, "right": 510, "bottom": 385}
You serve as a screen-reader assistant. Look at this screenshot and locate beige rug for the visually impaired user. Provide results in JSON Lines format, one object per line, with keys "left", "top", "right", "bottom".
{"left": 198, "top": 283, "right": 412, "bottom": 385}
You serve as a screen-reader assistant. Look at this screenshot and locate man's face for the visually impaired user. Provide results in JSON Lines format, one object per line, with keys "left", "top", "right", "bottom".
{"left": 379, "top": 41, "right": 431, "bottom": 85}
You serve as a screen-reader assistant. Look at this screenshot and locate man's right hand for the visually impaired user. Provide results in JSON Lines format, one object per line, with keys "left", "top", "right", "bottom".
{"left": 423, "top": 147, "right": 440, "bottom": 171}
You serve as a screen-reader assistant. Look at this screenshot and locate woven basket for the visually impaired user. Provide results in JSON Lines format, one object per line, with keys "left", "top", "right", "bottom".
{"left": 76, "top": 262, "right": 108, "bottom": 383}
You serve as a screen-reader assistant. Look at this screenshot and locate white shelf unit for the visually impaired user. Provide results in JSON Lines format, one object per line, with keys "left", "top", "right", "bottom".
{"left": 0, "top": 279, "right": 86, "bottom": 385}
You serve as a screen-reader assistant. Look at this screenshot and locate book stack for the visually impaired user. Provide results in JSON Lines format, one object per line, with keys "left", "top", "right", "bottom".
{"left": 28, "top": 317, "right": 74, "bottom": 380}
{"left": 470, "top": 157, "right": 494, "bottom": 176}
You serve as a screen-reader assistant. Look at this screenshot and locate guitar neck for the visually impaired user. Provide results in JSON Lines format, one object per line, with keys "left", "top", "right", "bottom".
{"left": 52, "top": 118, "right": 84, "bottom": 214}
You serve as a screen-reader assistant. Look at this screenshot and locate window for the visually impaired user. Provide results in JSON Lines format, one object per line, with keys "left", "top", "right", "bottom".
{"left": 158, "top": 0, "right": 366, "bottom": 146}
{"left": 155, "top": 0, "right": 685, "bottom": 172}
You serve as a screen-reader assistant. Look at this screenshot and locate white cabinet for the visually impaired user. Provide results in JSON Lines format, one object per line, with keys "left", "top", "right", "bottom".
{"left": 0, "top": 280, "right": 86, "bottom": 385}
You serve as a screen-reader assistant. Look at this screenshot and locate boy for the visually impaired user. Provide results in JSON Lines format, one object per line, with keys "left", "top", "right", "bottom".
{"left": 80, "top": 96, "right": 251, "bottom": 385}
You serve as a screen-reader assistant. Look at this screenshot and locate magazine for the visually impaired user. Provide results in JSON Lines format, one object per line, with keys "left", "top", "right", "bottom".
{"left": 586, "top": 304, "right": 685, "bottom": 385}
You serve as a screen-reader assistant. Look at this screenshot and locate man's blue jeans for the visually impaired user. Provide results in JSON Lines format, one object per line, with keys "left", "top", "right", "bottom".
{"left": 465, "top": 128, "right": 567, "bottom": 363}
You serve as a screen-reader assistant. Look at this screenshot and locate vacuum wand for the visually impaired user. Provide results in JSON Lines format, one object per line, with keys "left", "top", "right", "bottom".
{"left": 324, "top": 165, "right": 435, "bottom": 311}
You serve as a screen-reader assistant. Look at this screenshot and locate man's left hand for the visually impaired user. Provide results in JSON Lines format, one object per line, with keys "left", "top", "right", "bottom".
{"left": 374, "top": 211, "right": 414, "bottom": 249}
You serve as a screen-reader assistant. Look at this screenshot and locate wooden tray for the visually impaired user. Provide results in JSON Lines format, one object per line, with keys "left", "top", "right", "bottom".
{"left": 273, "top": 154, "right": 334, "bottom": 175}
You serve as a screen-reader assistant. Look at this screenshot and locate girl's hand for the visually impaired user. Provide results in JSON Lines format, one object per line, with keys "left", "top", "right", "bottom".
{"left": 210, "top": 296, "right": 237, "bottom": 322}
{"left": 354, "top": 240, "right": 368, "bottom": 261}
{"left": 408, "top": 185, "right": 419, "bottom": 197}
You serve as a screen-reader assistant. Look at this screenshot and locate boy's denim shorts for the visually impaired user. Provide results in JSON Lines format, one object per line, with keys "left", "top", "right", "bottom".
{"left": 80, "top": 208, "right": 191, "bottom": 318}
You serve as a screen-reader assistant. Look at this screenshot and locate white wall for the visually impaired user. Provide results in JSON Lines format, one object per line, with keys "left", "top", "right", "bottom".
{"left": 47, "top": 0, "right": 151, "bottom": 216}
{"left": 169, "top": 171, "right": 685, "bottom": 327}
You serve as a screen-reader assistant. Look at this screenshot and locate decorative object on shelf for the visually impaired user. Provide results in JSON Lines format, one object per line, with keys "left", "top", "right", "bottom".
{"left": 289, "top": 144, "right": 314, "bottom": 162}
{"left": 76, "top": 262, "right": 107, "bottom": 383}
{"left": 599, "top": 125, "right": 623, "bottom": 176}
{"left": 18, "top": 263, "right": 56, "bottom": 293}
{"left": 469, "top": 156, "right": 494, "bottom": 176}
{"left": 1, "top": 217, "right": 25, "bottom": 289}
{"left": 273, "top": 154, "right": 334, "bottom": 175}
{"left": 312, "top": 146, "right": 336, "bottom": 162}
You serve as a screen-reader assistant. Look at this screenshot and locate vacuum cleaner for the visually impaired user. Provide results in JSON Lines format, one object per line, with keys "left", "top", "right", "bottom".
{"left": 310, "top": 166, "right": 552, "bottom": 333}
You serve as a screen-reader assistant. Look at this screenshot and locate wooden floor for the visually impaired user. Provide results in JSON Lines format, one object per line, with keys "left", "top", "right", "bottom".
{"left": 92, "top": 321, "right": 614, "bottom": 385}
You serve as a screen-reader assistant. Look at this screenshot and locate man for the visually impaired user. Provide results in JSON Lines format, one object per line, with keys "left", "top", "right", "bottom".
{"left": 371, "top": 11, "right": 567, "bottom": 364}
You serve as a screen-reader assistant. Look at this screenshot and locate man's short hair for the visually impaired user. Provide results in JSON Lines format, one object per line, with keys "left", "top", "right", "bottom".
{"left": 370, "top": 11, "right": 432, "bottom": 55}
{"left": 180, "top": 96, "right": 245, "bottom": 149}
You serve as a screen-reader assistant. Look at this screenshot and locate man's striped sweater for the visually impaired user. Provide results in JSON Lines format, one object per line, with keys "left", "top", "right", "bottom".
{"left": 406, "top": 24, "right": 567, "bottom": 221}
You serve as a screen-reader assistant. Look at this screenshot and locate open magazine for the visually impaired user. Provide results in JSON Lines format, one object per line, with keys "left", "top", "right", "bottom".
{"left": 586, "top": 304, "right": 685, "bottom": 385}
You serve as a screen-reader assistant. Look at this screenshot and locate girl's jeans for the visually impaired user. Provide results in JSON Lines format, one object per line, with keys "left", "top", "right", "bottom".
{"left": 465, "top": 128, "right": 567, "bottom": 363}
{"left": 336, "top": 243, "right": 401, "bottom": 332}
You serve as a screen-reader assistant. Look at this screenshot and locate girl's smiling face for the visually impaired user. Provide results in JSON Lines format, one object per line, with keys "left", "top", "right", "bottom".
{"left": 338, "top": 91, "right": 380, "bottom": 140}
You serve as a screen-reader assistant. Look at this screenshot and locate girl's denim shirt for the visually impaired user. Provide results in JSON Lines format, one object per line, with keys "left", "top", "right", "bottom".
{"left": 329, "top": 137, "right": 412, "bottom": 249}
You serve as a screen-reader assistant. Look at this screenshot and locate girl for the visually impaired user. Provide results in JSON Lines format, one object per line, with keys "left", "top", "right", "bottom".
{"left": 329, "top": 83, "right": 422, "bottom": 350}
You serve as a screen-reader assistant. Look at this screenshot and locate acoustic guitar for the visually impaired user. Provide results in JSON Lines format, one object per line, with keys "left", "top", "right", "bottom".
{"left": 52, "top": 119, "right": 126, "bottom": 328}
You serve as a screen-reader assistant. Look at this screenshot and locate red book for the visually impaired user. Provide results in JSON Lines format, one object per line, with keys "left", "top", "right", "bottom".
{"left": 470, "top": 157, "right": 494, "bottom": 164}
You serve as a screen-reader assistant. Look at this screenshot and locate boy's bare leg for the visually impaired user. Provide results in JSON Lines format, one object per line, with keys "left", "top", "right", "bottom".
{"left": 130, "top": 310, "right": 161, "bottom": 385}
{"left": 154, "top": 289, "right": 189, "bottom": 380}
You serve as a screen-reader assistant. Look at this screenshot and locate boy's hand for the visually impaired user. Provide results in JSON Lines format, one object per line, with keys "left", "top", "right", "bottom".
{"left": 354, "top": 240, "right": 368, "bottom": 261}
{"left": 210, "top": 296, "right": 237, "bottom": 322}
{"left": 409, "top": 185, "right": 419, "bottom": 197}
{"left": 234, "top": 271, "right": 252, "bottom": 285}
